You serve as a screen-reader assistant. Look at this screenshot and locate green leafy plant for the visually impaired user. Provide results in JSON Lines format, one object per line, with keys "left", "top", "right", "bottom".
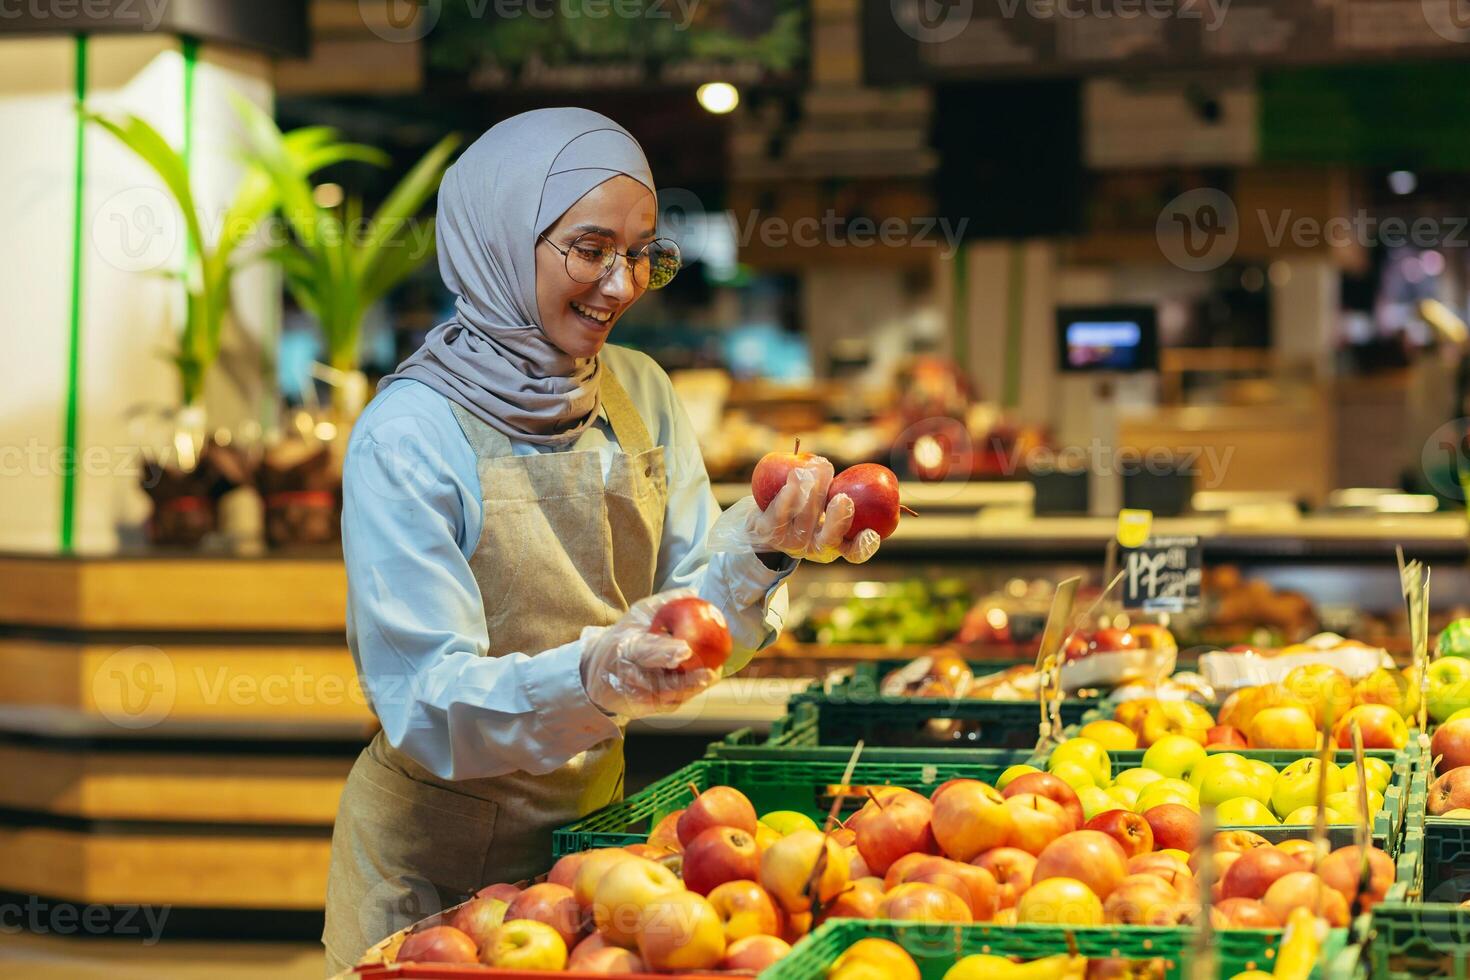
{"left": 84, "top": 106, "right": 386, "bottom": 407}
{"left": 234, "top": 96, "right": 459, "bottom": 385}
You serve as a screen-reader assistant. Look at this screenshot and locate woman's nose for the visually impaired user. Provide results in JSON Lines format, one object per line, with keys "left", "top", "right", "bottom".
{"left": 599, "top": 255, "right": 637, "bottom": 303}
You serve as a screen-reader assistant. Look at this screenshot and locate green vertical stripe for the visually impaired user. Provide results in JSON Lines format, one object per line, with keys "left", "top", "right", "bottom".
{"left": 1002, "top": 242, "right": 1025, "bottom": 410}
{"left": 180, "top": 35, "right": 198, "bottom": 398}
{"left": 951, "top": 242, "right": 969, "bottom": 381}
{"left": 60, "top": 34, "right": 89, "bottom": 553}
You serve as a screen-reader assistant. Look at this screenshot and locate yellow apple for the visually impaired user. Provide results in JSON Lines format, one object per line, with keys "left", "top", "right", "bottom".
{"left": 592, "top": 856, "right": 682, "bottom": 947}
{"left": 1282, "top": 805, "right": 1346, "bottom": 825}
{"left": 1216, "top": 797, "right": 1279, "bottom": 826}
{"left": 1079, "top": 720, "right": 1138, "bottom": 751}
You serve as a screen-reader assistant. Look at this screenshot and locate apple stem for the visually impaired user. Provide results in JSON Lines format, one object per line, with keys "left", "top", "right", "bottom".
{"left": 685, "top": 781, "right": 702, "bottom": 802}
{"left": 900, "top": 504, "right": 919, "bottom": 517}
{"left": 864, "top": 788, "right": 887, "bottom": 811}
{"left": 793, "top": 437, "right": 801, "bottom": 454}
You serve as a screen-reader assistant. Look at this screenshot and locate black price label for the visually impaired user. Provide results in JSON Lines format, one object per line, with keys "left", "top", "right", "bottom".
{"left": 1121, "top": 536, "right": 1201, "bottom": 612}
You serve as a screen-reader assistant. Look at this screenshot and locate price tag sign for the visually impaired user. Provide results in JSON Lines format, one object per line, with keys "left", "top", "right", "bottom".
{"left": 1121, "top": 536, "right": 1202, "bottom": 612}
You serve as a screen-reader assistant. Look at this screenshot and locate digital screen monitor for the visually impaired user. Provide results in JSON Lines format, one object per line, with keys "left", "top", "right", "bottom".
{"left": 1057, "top": 305, "right": 1159, "bottom": 373}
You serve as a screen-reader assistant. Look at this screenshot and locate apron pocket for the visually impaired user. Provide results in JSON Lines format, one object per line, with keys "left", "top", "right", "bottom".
{"left": 355, "top": 752, "right": 499, "bottom": 905}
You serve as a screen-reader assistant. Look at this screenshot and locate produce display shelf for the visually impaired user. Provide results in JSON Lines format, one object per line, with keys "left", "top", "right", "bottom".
{"left": 788, "top": 660, "right": 1100, "bottom": 751}
{"left": 763, "top": 918, "right": 1356, "bottom": 980}
{"left": 551, "top": 755, "right": 1028, "bottom": 858}
{"left": 1024, "top": 746, "right": 1415, "bottom": 856}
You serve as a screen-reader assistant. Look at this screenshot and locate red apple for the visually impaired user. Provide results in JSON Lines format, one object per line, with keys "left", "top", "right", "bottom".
{"left": 397, "top": 925, "right": 478, "bottom": 964}
{"left": 706, "top": 880, "right": 782, "bottom": 941}
{"left": 973, "top": 847, "right": 1036, "bottom": 909}
{"left": 1084, "top": 810, "right": 1154, "bottom": 858}
{"left": 1142, "top": 803, "right": 1201, "bottom": 852}
{"left": 476, "top": 882, "right": 523, "bottom": 903}
{"left": 682, "top": 826, "right": 760, "bottom": 895}
{"left": 904, "top": 857, "right": 998, "bottom": 921}
{"left": 816, "top": 876, "right": 885, "bottom": 925}
{"left": 1211, "top": 897, "right": 1280, "bottom": 929}
{"left": 648, "top": 810, "right": 684, "bottom": 852}
{"left": 1206, "top": 725, "right": 1249, "bottom": 749}
{"left": 1198, "top": 850, "right": 1242, "bottom": 901}
{"left": 722, "top": 934, "right": 792, "bottom": 971}
{"left": 447, "top": 896, "right": 509, "bottom": 949}
{"left": 1263, "top": 872, "right": 1350, "bottom": 928}
{"left": 570, "top": 944, "right": 647, "bottom": 974}
{"left": 931, "top": 780, "right": 1012, "bottom": 863}
{"left": 1004, "top": 794, "right": 1071, "bottom": 855}
{"left": 1433, "top": 720, "right": 1470, "bottom": 774}
{"left": 1221, "top": 848, "right": 1301, "bottom": 901}
{"left": 548, "top": 853, "right": 591, "bottom": 890}
{"left": 752, "top": 440, "right": 820, "bottom": 510}
{"left": 827, "top": 463, "right": 907, "bottom": 540}
{"left": 651, "top": 597, "right": 732, "bottom": 673}
{"left": 1033, "top": 830, "right": 1129, "bottom": 900}
{"left": 1317, "top": 845, "right": 1395, "bottom": 911}
{"left": 1211, "top": 830, "right": 1271, "bottom": 854}
{"left": 1002, "top": 773, "right": 1084, "bottom": 831}
{"left": 876, "top": 882, "right": 973, "bottom": 923}
{"left": 1091, "top": 628, "right": 1137, "bottom": 653}
{"left": 1103, "top": 873, "right": 1182, "bottom": 926}
{"left": 1333, "top": 703, "right": 1409, "bottom": 750}
{"left": 506, "top": 882, "right": 582, "bottom": 951}
{"left": 1430, "top": 767, "right": 1470, "bottom": 815}
{"left": 1276, "top": 839, "right": 1319, "bottom": 871}
{"left": 678, "top": 786, "right": 758, "bottom": 846}
{"left": 883, "top": 851, "right": 932, "bottom": 891}
{"left": 850, "top": 789, "right": 937, "bottom": 875}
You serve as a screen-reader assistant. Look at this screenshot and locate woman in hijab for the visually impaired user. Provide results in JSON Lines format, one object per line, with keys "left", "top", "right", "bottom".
{"left": 321, "top": 108, "right": 882, "bottom": 971}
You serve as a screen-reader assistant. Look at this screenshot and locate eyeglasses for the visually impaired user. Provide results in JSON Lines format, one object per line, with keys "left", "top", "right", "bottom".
{"left": 539, "top": 232, "right": 682, "bottom": 290}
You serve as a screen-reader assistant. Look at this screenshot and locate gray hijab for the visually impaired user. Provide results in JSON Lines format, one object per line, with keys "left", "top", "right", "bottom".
{"left": 379, "top": 108, "right": 654, "bottom": 445}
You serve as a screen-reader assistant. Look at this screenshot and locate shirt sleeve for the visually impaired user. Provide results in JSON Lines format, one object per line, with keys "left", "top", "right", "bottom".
{"left": 342, "top": 390, "right": 621, "bottom": 781}
{"left": 647, "top": 366, "right": 796, "bottom": 675}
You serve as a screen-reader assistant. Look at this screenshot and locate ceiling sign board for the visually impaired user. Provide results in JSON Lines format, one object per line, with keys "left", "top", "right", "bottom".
{"left": 427, "top": 0, "right": 807, "bottom": 89}
{"left": 0, "top": 0, "right": 308, "bottom": 57}
{"left": 866, "top": 0, "right": 1470, "bottom": 85}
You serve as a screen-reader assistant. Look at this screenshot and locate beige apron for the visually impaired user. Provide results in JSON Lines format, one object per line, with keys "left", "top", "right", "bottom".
{"left": 322, "top": 369, "right": 668, "bottom": 972}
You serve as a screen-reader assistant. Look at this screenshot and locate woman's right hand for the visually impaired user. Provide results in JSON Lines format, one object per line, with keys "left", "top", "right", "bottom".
{"left": 579, "top": 589, "right": 721, "bottom": 719}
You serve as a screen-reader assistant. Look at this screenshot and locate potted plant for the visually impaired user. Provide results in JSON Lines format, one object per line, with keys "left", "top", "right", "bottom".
{"left": 235, "top": 97, "right": 459, "bottom": 546}
{"left": 86, "top": 105, "right": 386, "bottom": 545}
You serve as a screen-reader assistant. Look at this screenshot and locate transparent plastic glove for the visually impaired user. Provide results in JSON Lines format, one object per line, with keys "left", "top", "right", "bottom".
{"left": 579, "top": 589, "right": 722, "bottom": 719}
{"left": 709, "top": 463, "right": 884, "bottom": 564}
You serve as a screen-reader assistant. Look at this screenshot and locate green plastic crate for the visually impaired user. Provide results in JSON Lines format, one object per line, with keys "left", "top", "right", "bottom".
{"left": 1024, "top": 747, "right": 1414, "bottom": 856}
{"left": 551, "top": 755, "right": 1025, "bottom": 858}
{"left": 1368, "top": 902, "right": 1470, "bottom": 978}
{"left": 790, "top": 660, "right": 1099, "bottom": 751}
{"left": 763, "top": 918, "right": 1353, "bottom": 980}
{"left": 710, "top": 702, "right": 1036, "bottom": 768}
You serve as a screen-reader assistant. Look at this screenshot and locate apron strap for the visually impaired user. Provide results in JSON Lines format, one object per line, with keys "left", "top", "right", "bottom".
{"left": 599, "top": 367, "right": 654, "bottom": 456}
{"left": 447, "top": 401, "right": 515, "bottom": 459}
{"left": 446, "top": 365, "right": 654, "bottom": 459}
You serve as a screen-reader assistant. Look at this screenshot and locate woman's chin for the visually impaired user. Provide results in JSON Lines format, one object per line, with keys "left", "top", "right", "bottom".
{"left": 547, "top": 320, "right": 612, "bottom": 358}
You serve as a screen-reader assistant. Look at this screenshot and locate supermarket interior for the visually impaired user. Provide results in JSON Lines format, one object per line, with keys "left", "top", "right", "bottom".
{"left": 8, "top": 1, "right": 1470, "bottom": 978}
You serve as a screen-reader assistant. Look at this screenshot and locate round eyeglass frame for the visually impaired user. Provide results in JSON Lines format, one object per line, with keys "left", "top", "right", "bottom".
{"left": 539, "top": 232, "right": 682, "bottom": 290}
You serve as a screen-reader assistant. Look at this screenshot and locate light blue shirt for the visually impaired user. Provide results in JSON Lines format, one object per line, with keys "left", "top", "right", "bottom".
{"left": 342, "top": 345, "right": 793, "bottom": 781}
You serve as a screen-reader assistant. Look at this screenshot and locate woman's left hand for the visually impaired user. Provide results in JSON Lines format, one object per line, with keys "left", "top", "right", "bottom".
{"left": 708, "top": 461, "right": 883, "bottom": 564}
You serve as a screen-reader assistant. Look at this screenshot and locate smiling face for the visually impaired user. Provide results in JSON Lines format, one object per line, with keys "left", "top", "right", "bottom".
{"left": 535, "top": 175, "right": 656, "bottom": 359}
